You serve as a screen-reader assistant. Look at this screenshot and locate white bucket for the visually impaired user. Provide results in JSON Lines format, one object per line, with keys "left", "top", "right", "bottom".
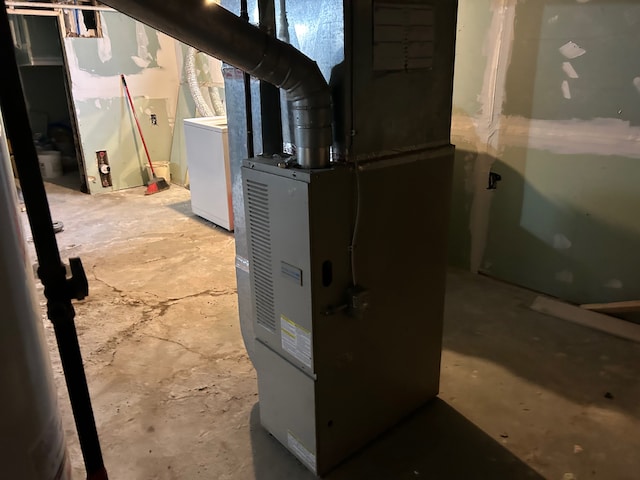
{"left": 146, "top": 162, "right": 170, "bottom": 183}
{"left": 38, "top": 150, "right": 62, "bottom": 179}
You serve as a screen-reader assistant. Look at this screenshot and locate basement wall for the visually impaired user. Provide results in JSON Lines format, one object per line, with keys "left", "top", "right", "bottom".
{"left": 169, "top": 45, "right": 225, "bottom": 187}
{"left": 64, "top": 11, "right": 179, "bottom": 194}
{"left": 450, "top": 0, "right": 640, "bottom": 304}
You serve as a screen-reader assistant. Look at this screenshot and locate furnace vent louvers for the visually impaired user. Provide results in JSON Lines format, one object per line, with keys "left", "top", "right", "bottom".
{"left": 99, "top": 0, "right": 331, "bottom": 169}
{"left": 246, "top": 179, "right": 276, "bottom": 333}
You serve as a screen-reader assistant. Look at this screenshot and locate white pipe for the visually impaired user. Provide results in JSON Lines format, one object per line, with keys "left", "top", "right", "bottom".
{"left": 0, "top": 114, "right": 71, "bottom": 478}
{"left": 7, "top": 8, "right": 60, "bottom": 15}
{"left": 5, "top": 1, "right": 114, "bottom": 12}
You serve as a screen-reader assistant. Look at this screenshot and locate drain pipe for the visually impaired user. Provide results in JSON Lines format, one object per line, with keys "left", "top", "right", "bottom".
{"left": 101, "top": 0, "right": 332, "bottom": 169}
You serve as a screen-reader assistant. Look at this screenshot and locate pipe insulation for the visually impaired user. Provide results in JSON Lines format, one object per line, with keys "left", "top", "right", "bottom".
{"left": 101, "top": 0, "right": 332, "bottom": 168}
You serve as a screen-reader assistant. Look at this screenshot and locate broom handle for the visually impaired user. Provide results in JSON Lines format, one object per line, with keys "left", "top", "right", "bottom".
{"left": 120, "top": 74, "right": 156, "bottom": 176}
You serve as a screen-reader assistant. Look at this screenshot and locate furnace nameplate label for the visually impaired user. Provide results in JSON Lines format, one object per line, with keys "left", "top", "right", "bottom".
{"left": 280, "top": 315, "right": 312, "bottom": 368}
{"left": 287, "top": 431, "right": 317, "bottom": 472}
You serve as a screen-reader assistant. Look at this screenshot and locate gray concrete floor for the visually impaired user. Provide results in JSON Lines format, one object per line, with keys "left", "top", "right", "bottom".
{"left": 24, "top": 178, "right": 640, "bottom": 479}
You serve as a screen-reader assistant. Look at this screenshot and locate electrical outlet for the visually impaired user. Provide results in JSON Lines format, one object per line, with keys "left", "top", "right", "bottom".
{"left": 348, "top": 285, "right": 370, "bottom": 318}
{"left": 150, "top": 114, "right": 157, "bottom": 125}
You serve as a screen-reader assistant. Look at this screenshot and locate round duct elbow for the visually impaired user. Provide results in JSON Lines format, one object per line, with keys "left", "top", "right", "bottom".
{"left": 100, "top": 0, "right": 332, "bottom": 169}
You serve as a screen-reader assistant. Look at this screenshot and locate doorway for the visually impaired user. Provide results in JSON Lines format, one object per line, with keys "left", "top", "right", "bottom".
{"left": 8, "top": 9, "right": 87, "bottom": 192}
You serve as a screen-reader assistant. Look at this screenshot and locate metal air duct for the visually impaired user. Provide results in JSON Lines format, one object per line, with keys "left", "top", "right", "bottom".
{"left": 100, "top": 0, "right": 332, "bottom": 169}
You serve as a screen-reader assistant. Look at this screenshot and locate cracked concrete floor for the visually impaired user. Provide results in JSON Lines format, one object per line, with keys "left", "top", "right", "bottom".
{"left": 21, "top": 179, "right": 640, "bottom": 479}
{"left": 28, "top": 180, "right": 253, "bottom": 479}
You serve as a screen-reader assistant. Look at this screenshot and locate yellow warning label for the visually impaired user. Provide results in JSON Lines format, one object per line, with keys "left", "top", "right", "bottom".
{"left": 280, "top": 314, "right": 312, "bottom": 367}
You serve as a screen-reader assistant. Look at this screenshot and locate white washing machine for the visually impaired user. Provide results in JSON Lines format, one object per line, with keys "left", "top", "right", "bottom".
{"left": 183, "top": 116, "right": 233, "bottom": 231}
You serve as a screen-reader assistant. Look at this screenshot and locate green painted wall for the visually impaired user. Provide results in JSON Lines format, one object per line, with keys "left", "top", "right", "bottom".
{"left": 449, "top": 0, "right": 495, "bottom": 270}
{"left": 504, "top": 2, "right": 640, "bottom": 124}
{"left": 451, "top": 0, "right": 493, "bottom": 117}
{"left": 73, "top": 97, "right": 173, "bottom": 191}
{"left": 169, "top": 85, "right": 196, "bottom": 187}
{"left": 64, "top": 12, "right": 180, "bottom": 194}
{"left": 63, "top": 12, "right": 226, "bottom": 192}
{"left": 169, "top": 45, "right": 226, "bottom": 186}
{"left": 483, "top": 147, "right": 640, "bottom": 304}
{"left": 450, "top": 0, "right": 640, "bottom": 305}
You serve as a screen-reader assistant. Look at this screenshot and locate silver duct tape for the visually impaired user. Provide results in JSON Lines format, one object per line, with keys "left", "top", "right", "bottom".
{"left": 235, "top": 255, "right": 250, "bottom": 273}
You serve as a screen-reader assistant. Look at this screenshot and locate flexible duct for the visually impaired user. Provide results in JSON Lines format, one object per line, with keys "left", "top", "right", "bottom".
{"left": 100, "top": 0, "right": 332, "bottom": 168}
{"left": 209, "top": 85, "right": 226, "bottom": 117}
{"left": 185, "top": 47, "right": 214, "bottom": 117}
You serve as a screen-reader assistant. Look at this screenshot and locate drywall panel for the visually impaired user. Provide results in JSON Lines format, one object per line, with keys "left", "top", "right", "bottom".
{"left": 449, "top": 0, "right": 640, "bottom": 304}
{"left": 168, "top": 86, "right": 195, "bottom": 188}
{"left": 74, "top": 97, "right": 172, "bottom": 192}
{"left": 169, "top": 44, "right": 225, "bottom": 186}
{"left": 449, "top": 0, "right": 496, "bottom": 269}
{"left": 482, "top": 147, "right": 640, "bottom": 305}
{"left": 452, "top": 0, "right": 494, "bottom": 116}
{"left": 64, "top": 11, "right": 179, "bottom": 194}
{"left": 504, "top": 2, "right": 640, "bottom": 123}
{"left": 448, "top": 143, "right": 476, "bottom": 269}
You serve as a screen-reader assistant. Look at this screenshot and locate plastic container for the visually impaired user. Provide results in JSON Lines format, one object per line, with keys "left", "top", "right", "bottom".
{"left": 146, "top": 161, "right": 170, "bottom": 183}
{"left": 37, "top": 150, "right": 62, "bottom": 179}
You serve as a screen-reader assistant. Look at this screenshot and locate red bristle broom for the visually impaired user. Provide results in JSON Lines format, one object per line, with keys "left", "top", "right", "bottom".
{"left": 121, "top": 74, "right": 170, "bottom": 195}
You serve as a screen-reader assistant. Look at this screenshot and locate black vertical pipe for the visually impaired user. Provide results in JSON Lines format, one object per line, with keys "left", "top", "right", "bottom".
{"left": 240, "top": 0, "right": 255, "bottom": 158}
{"left": 258, "top": 0, "right": 283, "bottom": 155}
{"left": 0, "top": 4, "right": 107, "bottom": 479}
{"left": 277, "top": 0, "right": 296, "bottom": 154}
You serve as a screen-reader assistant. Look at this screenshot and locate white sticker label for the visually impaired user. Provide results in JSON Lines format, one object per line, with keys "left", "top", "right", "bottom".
{"left": 287, "top": 431, "right": 317, "bottom": 472}
{"left": 281, "top": 315, "right": 312, "bottom": 368}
